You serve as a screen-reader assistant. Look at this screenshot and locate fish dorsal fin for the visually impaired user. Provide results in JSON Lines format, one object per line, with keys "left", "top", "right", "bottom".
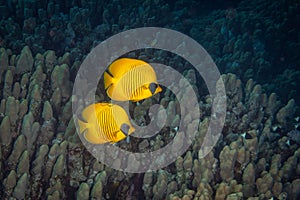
{"left": 108, "top": 58, "right": 148, "bottom": 78}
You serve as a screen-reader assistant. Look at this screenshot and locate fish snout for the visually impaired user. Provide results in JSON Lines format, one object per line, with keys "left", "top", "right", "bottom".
{"left": 156, "top": 85, "right": 162, "bottom": 93}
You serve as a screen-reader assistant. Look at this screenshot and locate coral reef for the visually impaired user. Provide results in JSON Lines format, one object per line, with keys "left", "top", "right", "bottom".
{"left": 0, "top": 44, "right": 299, "bottom": 199}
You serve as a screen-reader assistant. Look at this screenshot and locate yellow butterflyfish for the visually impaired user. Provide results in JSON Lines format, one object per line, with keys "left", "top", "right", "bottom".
{"left": 104, "top": 58, "right": 162, "bottom": 102}
{"left": 77, "top": 103, "right": 135, "bottom": 144}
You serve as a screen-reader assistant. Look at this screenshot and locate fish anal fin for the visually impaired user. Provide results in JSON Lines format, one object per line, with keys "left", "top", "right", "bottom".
{"left": 131, "top": 98, "right": 143, "bottom": 102}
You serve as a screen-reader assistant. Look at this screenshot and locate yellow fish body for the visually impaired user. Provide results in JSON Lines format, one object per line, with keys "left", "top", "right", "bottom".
{"left": 77, "top": 103, "right": 135, "bottom": 144}
{"left": 104, "top": 58, "right": 162, "bottom": 102}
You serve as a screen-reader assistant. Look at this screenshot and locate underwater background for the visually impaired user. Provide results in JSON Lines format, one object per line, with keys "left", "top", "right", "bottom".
{"left": 0, "top": 0, "right": 299, "bottom": 199}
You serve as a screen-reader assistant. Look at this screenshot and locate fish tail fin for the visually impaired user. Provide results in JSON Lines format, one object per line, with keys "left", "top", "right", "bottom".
{"left": 77, "top": 119, "right": 88, "bottom": 134}
{"left": 104, "top": 71, "right": 114, "bottom": 90}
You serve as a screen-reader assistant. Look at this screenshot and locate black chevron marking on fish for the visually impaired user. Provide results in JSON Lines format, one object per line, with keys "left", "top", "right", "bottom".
{"left": 105, "top": 68, "right": 114, "bottom": 78}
